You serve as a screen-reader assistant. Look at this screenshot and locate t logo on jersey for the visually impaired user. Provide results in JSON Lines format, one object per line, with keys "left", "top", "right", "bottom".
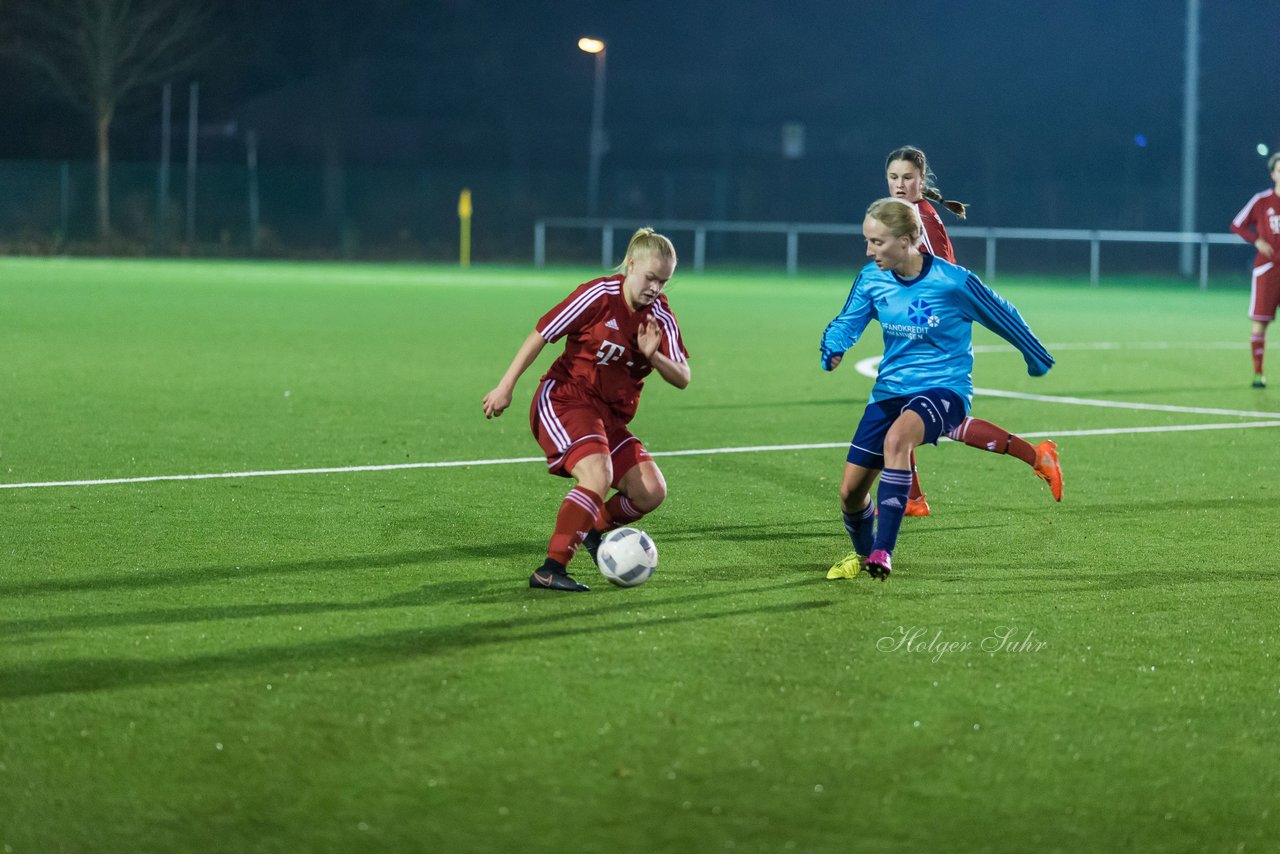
{"left": 595, "top": 340, "right": 626, "bottom": 366}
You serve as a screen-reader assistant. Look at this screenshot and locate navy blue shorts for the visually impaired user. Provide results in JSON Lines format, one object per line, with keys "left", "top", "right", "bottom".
{"left": 846, "top": 388, "right": 968, "bottom": 469}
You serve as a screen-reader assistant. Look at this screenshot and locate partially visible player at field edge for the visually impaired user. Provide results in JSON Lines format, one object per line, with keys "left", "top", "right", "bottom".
{"left": 885, "top": 145, "right": 1062, "bottom": 519}
{"left": 482, "top": 227, "right": 690, "bottom": 592}
{"left": 821, "top": 198, "right": 1054, "bottom": 581}
{"left": 1229, "top": 152, "right": 1280, "bottom": 389}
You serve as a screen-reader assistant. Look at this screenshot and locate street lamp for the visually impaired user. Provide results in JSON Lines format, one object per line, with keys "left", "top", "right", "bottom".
{"left": 578, "top": 36, "right": 607, "bottom": 218}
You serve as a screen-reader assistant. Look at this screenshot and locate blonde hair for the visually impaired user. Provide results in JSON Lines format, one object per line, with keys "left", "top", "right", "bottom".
{"left": 885, "top": 145, "right": 969, "bottom": 220}
{"left": 1269, "top": 152, "right": 1280, "bottom": 172}
{"left": 614, "top": 226, "right": 676, "bottom": 274}
{"left": 866, "top": 198, "right": 922, "bottom": 242}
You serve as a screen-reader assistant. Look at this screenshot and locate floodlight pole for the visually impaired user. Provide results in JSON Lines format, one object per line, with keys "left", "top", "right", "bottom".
{"left": 579, "top": 38, "right": 607, "bottom": 218}
{"left": 1178, "top": 0, "right": 1200, "bottom": 276}
{"left": 157, "top": 82, "right": 172, "bottom": 253}
{"left": 186, "top": 81, "right": 199, "bottom": 248}
{"left": 246, "top": 130, "right": 260, "bottom": 255}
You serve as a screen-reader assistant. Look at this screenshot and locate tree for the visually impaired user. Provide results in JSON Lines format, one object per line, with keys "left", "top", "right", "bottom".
{"left": 1, "top": 0, "right": 214, "bottom": 239}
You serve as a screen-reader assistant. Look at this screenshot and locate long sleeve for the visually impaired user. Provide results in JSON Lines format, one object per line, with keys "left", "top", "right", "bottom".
{"left": 820, "top": 274, "right": 873, "bottom": 370}
{"left": 957, "top": 273, "right": 1054, "bottom": 377}
{"left": 1231, "top": 192, "right": 1264, "bottom": 243}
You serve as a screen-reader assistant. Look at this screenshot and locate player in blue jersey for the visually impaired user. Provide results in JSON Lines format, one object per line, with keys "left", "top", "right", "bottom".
{"left": 820, "top": 198, "right": 1054, "bottom": 580}
{"left": 883, "top": 145, "right": 1062, "bottom": 517}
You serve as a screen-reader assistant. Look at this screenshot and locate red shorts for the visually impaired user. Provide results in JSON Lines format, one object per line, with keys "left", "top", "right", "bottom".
{"left": 529, "top": 379, "right": 652, "bottom": 483}
{"left": 1250, "top": 261, "right": 1280, "bottom": 321}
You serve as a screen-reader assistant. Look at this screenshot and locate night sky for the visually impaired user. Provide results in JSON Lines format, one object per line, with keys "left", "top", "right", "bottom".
{"left": 0, "top": 0, "right": 1276, "bottom": 232}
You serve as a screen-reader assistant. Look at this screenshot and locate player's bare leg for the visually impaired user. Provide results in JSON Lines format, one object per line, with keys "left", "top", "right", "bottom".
{"left": 583, "top": 461, "right": 667, "bottom": 563}
{"left": 865, "top": 411, "right": 926, "bottom": 580}
{"left": 829, "top": 463, "right": 879, "bottom": 578}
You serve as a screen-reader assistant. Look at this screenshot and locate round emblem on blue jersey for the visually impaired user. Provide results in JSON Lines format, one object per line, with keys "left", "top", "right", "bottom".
{"left": 908, "top": 298, "right": 932, "bottom": 325}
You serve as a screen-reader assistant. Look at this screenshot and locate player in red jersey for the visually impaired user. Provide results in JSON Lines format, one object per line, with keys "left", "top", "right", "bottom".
{"left": 483, "top": 227, "right": 690, "bottom": 591}
{"left": 1230, "top": 152, "right": 1280, "bottom": 389}
{"left": 886, "top": 147, "right": 1061, "bottom": 515}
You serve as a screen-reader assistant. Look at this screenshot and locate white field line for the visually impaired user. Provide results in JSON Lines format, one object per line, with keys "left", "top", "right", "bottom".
{"left": 970, "top": 388, "right": 1280, "bottom": 418}
{"left": 853, "top": 342, "right": 1280, "bottom": 419}
{"left": 2, "top": 342, "right": 1272, "bottom": 491}
{"left": 4, "top": 420, "right": 1280, "bottom": 491}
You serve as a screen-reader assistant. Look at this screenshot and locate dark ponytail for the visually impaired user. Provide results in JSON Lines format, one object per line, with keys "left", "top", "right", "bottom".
{"left": 922, "top": 186, "right": 968, "bottom": 220}
{"left": 887, "top": 145, "right": 969, "bottom": 220}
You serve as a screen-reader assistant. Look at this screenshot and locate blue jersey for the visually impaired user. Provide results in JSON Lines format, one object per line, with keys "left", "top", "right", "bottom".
{"left": 820, "top": 255, "right": 1053, "bottom": 408}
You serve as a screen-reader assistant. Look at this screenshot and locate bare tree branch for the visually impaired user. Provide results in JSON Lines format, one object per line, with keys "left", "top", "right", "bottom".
{"left": 0, "top": 0, "right": 217, "bottom": 238}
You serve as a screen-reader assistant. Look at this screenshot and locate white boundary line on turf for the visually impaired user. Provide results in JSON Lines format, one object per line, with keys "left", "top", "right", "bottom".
{"left": 852, "top": 348, "right": 1280, "bottom": 420}
{"left": 2, "top": 341, "right": 1273, "bottom": 491}
{"left": 4, "top": 420, "right": 1280, "bottom": 491}
{"left": 969, "top": 388, "right": 1280, "bottom": 418}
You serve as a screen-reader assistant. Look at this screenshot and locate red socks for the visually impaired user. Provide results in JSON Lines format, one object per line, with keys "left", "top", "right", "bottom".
{"left": 951, "top": 417, "right": 1037, "bottom": 467}
{"left": 547, "top": 486, "right": 604, "bottom": 565}
{"left": 596, "top": 493, "right": 644, "bottom": 532}
{"left": 907, "top": 449, "right": 924, "bottom": 500}
{"left": 1252, "top": 334, "right": 1265, "bottom": 375}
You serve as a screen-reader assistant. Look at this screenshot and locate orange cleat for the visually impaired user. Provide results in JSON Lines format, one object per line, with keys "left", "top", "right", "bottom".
{"left": 904, "top": 495, "right": 931, "bottom": 517}
{"left": 1033, "top": 440, "right": 1063, "bottom": 502}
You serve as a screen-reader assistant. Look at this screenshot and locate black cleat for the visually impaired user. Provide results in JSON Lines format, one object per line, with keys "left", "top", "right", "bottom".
{"left": 1253, "top": 374, "right": 1267, "bottom": 389}
{"left": 582, "top": 529, "right": 603, "bottom": 565}
{"left": 529, "top": 559, "right": 590, "bottom": 592}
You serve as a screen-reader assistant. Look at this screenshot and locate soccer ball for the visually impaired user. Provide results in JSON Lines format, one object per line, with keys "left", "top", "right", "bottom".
{"left": 595, "top": 527, "right": 658, "bottom": 587}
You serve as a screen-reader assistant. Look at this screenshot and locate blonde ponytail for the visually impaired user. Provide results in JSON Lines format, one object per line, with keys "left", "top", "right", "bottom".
{"left": 614, "top": 226, "right": 677, "bottom": 274}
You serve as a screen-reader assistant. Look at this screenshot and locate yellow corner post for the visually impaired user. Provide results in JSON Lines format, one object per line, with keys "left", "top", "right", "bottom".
{"left": 458, "top": 188, "right": 473, "bottom": 268}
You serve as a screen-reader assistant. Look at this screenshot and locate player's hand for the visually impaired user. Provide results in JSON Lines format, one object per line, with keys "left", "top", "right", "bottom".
{"left": 637, "top": 318, "right": 662, "bottom": 359}
{"left": 821, "top": 348, "right": 843, "bottom": 371}
{"left": 1258, "top": 239, "right": 1275, "bottom": 259}
{"left": 482, "top": 387, "right": 511, "bottom": 419}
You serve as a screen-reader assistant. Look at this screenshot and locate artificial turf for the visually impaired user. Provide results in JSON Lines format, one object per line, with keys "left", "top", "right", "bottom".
{"left": 2, "top": 257, "right": 1277, "bottom": 852}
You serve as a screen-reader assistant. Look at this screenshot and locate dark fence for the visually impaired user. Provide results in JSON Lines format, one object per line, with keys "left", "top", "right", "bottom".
{"left": 0, "top": 158, "right": 1262, "bottom": 285}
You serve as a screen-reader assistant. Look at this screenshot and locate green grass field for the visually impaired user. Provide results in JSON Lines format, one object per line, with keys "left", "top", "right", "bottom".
{"left": 2, "top": 257, "right": 1278, "bottom": 852}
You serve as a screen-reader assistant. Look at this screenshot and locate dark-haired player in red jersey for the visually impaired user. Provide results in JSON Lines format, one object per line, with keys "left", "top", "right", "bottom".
{"left": 1230, "top": 152, "right": 1280, "bottom": 389}
{"left": 483, "top": 227, "right": 690, "bottom": 591}
{"left": 886, "top": 147, "right": 1061, "bottom": 515}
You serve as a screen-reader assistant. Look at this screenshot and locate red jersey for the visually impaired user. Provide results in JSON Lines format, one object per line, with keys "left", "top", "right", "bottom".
{"left": 536, "top": 276, "right": 689, "bottom": 423}
{"left": 913, "top": 199, "right": 956, "bottom": 263}
{"left": 1231, "top": 189, "right": 1280, "bottom": 267}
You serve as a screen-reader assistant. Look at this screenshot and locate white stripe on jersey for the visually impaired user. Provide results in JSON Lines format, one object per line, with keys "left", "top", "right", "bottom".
{"left": 539, "top": 280, "right": 621, "bottom": 340}
{"left": 649, "top": 301, "right": 685, "bottom": 362}
{"left": 912, "top": 204, "right": 936, "bottom": 256}
{"left": 1234, "top": 190, "right": 1272, "bottom": 228}
{"left": 536, "top": 380, "right": 572, "bottom": 450}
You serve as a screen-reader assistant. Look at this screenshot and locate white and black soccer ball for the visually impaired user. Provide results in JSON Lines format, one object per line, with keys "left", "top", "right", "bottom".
{"left": 595, "top": 527, "right": 658, "bottom": 587}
